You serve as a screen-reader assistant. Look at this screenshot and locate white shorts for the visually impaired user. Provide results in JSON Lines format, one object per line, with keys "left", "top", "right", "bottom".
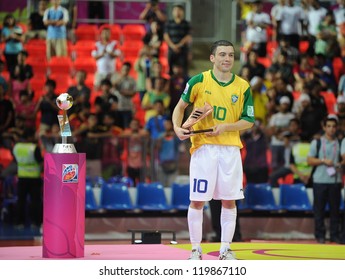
{"left": 189, "top": 145, "right": 244, "bottom": 201}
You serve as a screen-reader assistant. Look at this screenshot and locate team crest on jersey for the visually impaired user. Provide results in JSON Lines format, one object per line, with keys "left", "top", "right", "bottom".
{"left": 62, "top": 164, "right": 79, "bottom": 183}
{"left": 231, "top": 94, "right": 239, "bottom": 104}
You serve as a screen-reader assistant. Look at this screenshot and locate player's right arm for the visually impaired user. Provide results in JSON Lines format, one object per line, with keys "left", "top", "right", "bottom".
{"left": 172, "top": 98, "right": 191, "bottom": 140}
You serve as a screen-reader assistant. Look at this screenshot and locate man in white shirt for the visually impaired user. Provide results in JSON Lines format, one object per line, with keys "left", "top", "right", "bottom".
{"left": 333, "top": 0, "right": 345, "bottom": 52}
{"left": 244, "top": 0, "right": 271, "bottom": 57}
{"left": 305, "top": 0, "right": 327, "bottom": 56}
{"left": 275, "top": 0, "right": 306, "bottom": 49}
{"left": 91, "top": 27, "right": 122, "bottom": 89}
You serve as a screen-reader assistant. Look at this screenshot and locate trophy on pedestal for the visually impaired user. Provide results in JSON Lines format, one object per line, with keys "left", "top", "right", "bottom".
{"left": 43, "top": 92, "right": 86, "bottom": 258}
{"left": 52, "top": 92, "right": 77, "bottom": 153}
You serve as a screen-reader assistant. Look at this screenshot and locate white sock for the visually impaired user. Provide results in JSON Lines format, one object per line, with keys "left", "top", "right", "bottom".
{"left": 188, "top": 206, "right": 203, "bottom": 251}
{"left": 220, "top": 207, "right": 237, "bottom": 253}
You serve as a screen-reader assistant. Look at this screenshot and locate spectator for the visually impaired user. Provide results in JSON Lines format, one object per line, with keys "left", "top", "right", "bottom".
{"left": 121, "top": 118, "right": 147, "bottom": 186}
{"left": 315, "top": 11, "right": 339, "bottom": 60}
{"left": 293, "top": 54, "right": 313, "bottom": 92}
{"left": 269, "top": 51, "right": 294, "bottom": 86}
{"left": 10, "top": 50, "right": 33, "bottom": 106}
{"left": 305, "top": 0, "right": 328, "bottom": 57}
{"left": 39, "top": 123, "right": 60, "bottom": 153}
{"left": 1, "top": 14, "right": 24, "bottom": 76}
{"left": 101, "top": 113, "right": 123, "bottom": 179}
{"left": 15, "top": 90, "right": 36, "bottom": 128}
{"left": 268, "top": 96, "right": 296, "bottom": 172}
{"left": 43, "top": 0, "right": 69, "bottom": 61}
{"left": 26, "top": 0, "right": 48, "bottom": 42}
{"left": 272, "top": 35, "right": 300, "bottom": 66}
{"left": 0, "top": 60, "right": 9, "bottom": 93}
{"left": 0, "top": 84, "right": 15, "bottom": 137}
{"left": 113, "top": 62, "right": 137, "bottom": 128}
{"left": 269, "top": 118, "right": 301, "bottom": 187}
{"left": 134, "top": 45, "right": 153, "bottom": 101}
{"left": 333, "top": 0, "right": 345, "bottom": 55}
{"left": 2, "top": 115, "right": 26, "bottom": 150}
{"left": 91, "top": 27, "right": 122, "bottom": 89}
{"left": 243, "top": 0, "right": 271, "bottom": 58}
{"left": 139, "top": 0, "right": 167, "bottom": 34}
{"left": 34, "top": 79, "right": 59, "bottom": 136}
{"left": 66, "top": 70, "right": 91, "bottom": 115}
{"left": 168, "top": 62, "right": 189, "bottom": 118}
{"left": 164, "top": 4, "right": 192, "bottom": 76}
{"left": 60, "top": 0, "right": 77, "bottom": 43}
{"left": 338, "top": 73, "right": 345, "bottom": 97}
{"left": 143, "top": 20, "right": 163, "bottom": 58}
{"left": 307, "top": 115, "right": 342, "bottom": 244}
{"left": 156, "top": 119, "right": 180, "bottom": 187}
{"left": 142, "top": 76, "right": 170, "bottom": 123}
{"left": 274, "top": 0, "right": 306, "bottom": 49}
{"left": 239, "top": 50, "right": 266, "bottom": 81}
{"left": 250, "top": 76, "right": 269, "bottom": 125}
{"left": 270, "top": 0, "right": 285, "bottom": 41}
{"left": 13, "top": 128, "right": 43, "bottom": 229}
{"left": 242, "top": 118, "right": 269, "bottom": 184}
{"left": 144, "top": 99, "right": 168, "bottom": 140}
{"left": 311, "top": 53, "right": 337, "bottom": 93}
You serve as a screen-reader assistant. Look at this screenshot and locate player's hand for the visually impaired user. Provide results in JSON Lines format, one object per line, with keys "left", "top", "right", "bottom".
{"left": 205, "top": 124, "right": 226, "bottom": 136}
{"left": 174, "top": 126, "right": 191, "bottom": 140}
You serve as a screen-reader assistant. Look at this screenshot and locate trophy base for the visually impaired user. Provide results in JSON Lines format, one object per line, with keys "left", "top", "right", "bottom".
{"left": 52, "top": 143, "right": 77, "bottom": 154}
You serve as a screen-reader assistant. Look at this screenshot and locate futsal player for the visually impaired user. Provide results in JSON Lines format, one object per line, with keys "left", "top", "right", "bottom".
{"left": 172, "top": 40, "right": 255, "bottom": 260}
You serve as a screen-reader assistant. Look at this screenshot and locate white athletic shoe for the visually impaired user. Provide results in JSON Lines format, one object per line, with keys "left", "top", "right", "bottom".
{"left": 188, "top": 249, "right": 202, "bottom": 260}
{"left": 219, "top": 249, "right": 237, "bottom": 260}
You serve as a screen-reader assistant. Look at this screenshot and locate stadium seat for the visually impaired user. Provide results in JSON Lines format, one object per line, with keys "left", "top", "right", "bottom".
{"left": 25, "top": 43, "right": 47, "bottom": 59}
{"left": 320, "top": 91, "right": 336, "bottom": 114}
{"left": 257, "top": 56, "right": 272, "bottom": 68}
{"left": 107, "top": 176, "right": 134, "bottom": 188}
{"left": 120, "top": 41, "right": 143, "bottom": 58}
{"left": 48, "top": 56, "right": 73, "bottom": 75}
{"left": 244, "top": 183, "right": 280, "bottom": 211}
{"left": 85, "top": 183, "right": 100, "bottom": 210}
{"left": 26, "top": 56, "right": 48, "bottom": 76}
{"left": 332, "top": 57, "right": 344, "bottom": 83}
{"left": 100, "top": 183, "right": 134, "bottom": 210}
{"left": 73, "top": 57, "right": 97, "bottom": 74}
{"left": 171, "top": 182, "right": 190, "bottom": 210}
{"left": 136, "top": 182, "right": 171, "bottom": 211}
{"left": 71, "top": 40, "right": 95, "bottom": 60}
{"left": 299, "top": 41, "right": 309, "bottom": 53}
{"left": 75, "top": 24, "right": 98, "bottom": 41}
{"left": 279, "top": 183, "right": 312, "bottom": 211}
{"left": 122, "top": 24, "right": 146, "bottom": 41}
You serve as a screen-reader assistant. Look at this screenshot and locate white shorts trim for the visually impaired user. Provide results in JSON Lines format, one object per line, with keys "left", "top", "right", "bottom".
{"left": 189, "top": 145, "right": 244, "bottom": 201}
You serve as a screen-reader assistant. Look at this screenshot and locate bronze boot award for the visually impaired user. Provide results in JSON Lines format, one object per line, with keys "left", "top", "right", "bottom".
{"left": 182, "top": 102, "right": 214, "bottom": 135}
{"left": 52, "top": 93, "right": 77, "bottom": 153}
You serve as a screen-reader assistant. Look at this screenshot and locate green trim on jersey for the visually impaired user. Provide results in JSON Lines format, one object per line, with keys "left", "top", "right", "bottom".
{"left": 241, "top": 87, "right": 255, "bottom": 123}
{"left": 210, "top": 70, "right": 235, "bottom": 87}
{"left": 181, "top": 73, "right": 203, "bottom": 104}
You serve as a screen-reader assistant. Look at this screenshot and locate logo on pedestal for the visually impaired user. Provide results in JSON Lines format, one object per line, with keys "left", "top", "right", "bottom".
{"left": 62, "top": 164, "right": 79, "bottom": 183}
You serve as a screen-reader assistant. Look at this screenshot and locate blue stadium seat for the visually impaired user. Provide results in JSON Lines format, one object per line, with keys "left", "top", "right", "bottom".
{"left": 171, "top": 182, "right": 190, "bottom": 210}
{"left": 85, "top": 183, "right": 99, "bottom": 211}
{"left": 100, "top": 183, "right": 134, "bottom": 210}
{"left": 136, "top": 182, "right": 171, "bottom": 211}
{"left": 107, "top": 176, "right": 134, "bottom": 188}
{"left": 245, "top": 183, "right": 280, "bottom": 211}
{"left": 279, "top": 184, "right": 312, "bottom": 211}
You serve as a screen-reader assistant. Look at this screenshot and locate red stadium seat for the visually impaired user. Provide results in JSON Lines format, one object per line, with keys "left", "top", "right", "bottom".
{"left": 320, "top": 91, "right": 336, "bottom": 114}
{"left": 122, "top": 24, "right": 146, "bottom": 41}
{"left": 120, "top": 40, "right": 143, "bottom": 58}
{"left": 73, "top": 57, "right": 97, "bottom": 74}
{"left": 71, "top": 40, "right": 95, "bottom": 60}
{"left": 75, "top": 24, "right": 98, "bottom": 41}
{"left": 48, "top": 56, "right": 73, "bottom": 75}
{"left": 299, "top": 41, "right": 309, "bottom": 53}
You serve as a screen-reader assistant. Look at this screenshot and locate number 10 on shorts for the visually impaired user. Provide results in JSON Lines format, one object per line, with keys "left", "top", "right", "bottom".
{"left": 193, "top": 178, "right": 208, "bottom": 193}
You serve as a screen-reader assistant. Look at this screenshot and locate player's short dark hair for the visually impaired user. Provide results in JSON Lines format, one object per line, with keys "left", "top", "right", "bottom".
{"left": 210, "top": 40, "right": 234, "bottom": 55}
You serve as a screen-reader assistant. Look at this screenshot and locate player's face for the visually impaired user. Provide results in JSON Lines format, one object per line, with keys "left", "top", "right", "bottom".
{"left": 210, "top": 45, "right": 235, "bottom": 73}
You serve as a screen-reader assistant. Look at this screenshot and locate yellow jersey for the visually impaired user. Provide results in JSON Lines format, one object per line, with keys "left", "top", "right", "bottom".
{"left": 181, "top": 70, "right": 255, "bottom": 154}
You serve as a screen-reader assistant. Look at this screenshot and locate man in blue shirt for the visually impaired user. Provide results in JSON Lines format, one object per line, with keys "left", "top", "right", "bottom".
{"left": 43, "top": 0, "right": 69, "bottom": 60}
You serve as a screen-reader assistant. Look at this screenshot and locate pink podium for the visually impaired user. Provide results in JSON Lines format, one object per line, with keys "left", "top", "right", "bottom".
{"left": 42, "top": 153, "right": 86, "bottom": 258}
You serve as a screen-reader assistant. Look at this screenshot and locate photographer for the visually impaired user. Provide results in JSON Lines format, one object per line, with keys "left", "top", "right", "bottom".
{"left": 139, "top": 0, "right": 167, "bottom": 34}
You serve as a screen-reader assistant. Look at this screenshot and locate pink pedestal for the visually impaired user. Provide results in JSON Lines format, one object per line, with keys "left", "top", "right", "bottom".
{"left": 42, "top": 153, "right": 86, "bottom": 258}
